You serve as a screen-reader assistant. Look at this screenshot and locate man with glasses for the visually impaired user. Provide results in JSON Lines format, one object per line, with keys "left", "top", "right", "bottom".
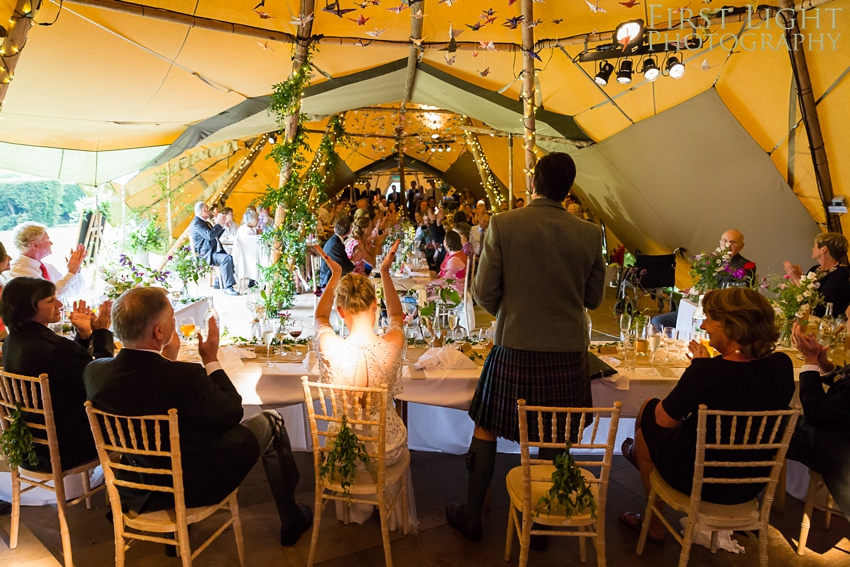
{"left": 652, "top": 229, "right": 756, "bottom": 328}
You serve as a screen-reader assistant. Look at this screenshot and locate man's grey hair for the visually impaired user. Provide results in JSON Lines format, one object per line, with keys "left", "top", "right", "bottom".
{"left": 194, "top": 202, "right": 208, "bottom": 216}
{"left": 112, "top": 287, "right": 172, "bottom": 344}
{"left": 13, "top": 222, "right": 47, "bottom": 251}
{"left": 242, "top": 209, "right": 258, "bottom": 225}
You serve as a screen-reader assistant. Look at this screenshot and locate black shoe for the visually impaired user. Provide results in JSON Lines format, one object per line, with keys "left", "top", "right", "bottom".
{"left": 224, "top": 286, "right": 239, "bottom": 296}
{"left": 212, "top": 281, "right": 221, "bottom": 290}
{"left": 280, "top": 504, "right": 313, "bottom": 547}
{"left": 248, "top": 279, "right": 258, "bottom": 288}
{"left": 445, "top": 502, "right": 482, "bottom": 542}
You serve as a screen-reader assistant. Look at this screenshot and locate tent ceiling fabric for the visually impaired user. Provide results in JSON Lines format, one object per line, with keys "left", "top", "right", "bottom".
{"left": 567, "top": 89, "right": 820, "bottom": 281}
{"left": 0, "top": 0, "right": 846, "bottom": 237}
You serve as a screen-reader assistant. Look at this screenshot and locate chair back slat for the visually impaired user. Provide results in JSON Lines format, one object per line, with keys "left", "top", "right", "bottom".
{"left": 86, "top": 403, "right": 187, "bottom": 503}
{"left": 691, "top": 405, "right": 800, "bottom": 495}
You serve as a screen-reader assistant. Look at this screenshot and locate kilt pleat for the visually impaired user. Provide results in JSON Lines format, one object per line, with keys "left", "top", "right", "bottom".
{"left": 467, "top": 345, "right": 592, "bottom": 443}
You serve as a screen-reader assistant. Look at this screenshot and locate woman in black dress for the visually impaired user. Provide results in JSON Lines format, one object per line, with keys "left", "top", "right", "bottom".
{"left": 619, "top": 288, "right": 795, "bottom": 543}
{"left": 783, "top": 232, "right": 850, "bottom": 318}
{"left": 0, "top": 277, "right": 114, "bottom": 472}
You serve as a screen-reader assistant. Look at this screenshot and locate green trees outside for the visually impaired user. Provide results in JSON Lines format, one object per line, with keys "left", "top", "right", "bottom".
{"left": 0, "top": 172, "right": 84, "bottom": 230}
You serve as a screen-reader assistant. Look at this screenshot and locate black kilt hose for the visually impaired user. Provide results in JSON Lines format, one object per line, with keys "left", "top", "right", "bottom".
{"left": 467, "top": 345, "right": 592, "bottom": 443}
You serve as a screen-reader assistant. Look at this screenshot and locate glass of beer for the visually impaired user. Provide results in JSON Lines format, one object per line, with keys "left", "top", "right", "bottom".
{"left": 179, "top": 317, "right": 195, "bottom": 356}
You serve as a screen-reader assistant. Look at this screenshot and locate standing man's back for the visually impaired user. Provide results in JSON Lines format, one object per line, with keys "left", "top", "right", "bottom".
{"left": 448, "top": 152, "right": 606, "bottom": 541}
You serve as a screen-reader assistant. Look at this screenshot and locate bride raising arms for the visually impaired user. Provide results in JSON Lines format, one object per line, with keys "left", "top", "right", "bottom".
{"left": 313, "top": 240, "right": 418, "bottom": 533}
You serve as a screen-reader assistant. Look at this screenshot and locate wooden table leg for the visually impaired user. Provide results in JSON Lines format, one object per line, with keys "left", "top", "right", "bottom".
{"left": 397, "top": 399, "right": 408, "bottom": 428}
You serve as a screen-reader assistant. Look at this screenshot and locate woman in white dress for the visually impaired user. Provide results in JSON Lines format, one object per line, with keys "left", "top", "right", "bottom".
{"left": 313, "top": 240, "right": 418, "bottom": 534}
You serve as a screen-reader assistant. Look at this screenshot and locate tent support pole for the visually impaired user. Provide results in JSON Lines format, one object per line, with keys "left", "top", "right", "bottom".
{"left": 463, "top": 118, "right": 501, "bottom": 208}
{"left": 508, "top": 134, "right": 514, "bottom": 210}
{"left": 521, "top": 0, "right": 537, "bottom": 197}
{"left": 397, "top": 139, "right": 406, "bottom": 214}
{"left": 306, "top": 114, "right": 344, "bottom": 208}
{"left": 271, "top": 0, "right": 315, "bottom": 265}
{"left": 0, "top": 0, "right": 40, "bottom": 114}
{"left": 401, "top": 0, "right": 425, "bottom": 113}
{"left": 779, "top": 0, "right": 841, "bottom": 234}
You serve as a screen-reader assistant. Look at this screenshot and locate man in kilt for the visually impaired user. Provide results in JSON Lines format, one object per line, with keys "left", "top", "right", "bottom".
{"left": 446, "top": 152, "right": 607, "bottom": 541}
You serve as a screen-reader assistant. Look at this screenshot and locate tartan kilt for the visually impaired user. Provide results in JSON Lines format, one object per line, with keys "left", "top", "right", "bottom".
{"left": 467, "top": 345, "right": 592, "bottom": 443}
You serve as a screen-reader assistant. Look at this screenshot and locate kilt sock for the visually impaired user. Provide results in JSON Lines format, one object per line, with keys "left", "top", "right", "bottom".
{"left": 464, "top": 437, "right": 496, "bottom": 523}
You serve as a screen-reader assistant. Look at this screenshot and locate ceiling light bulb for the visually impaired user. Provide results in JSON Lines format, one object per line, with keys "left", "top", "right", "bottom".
{"left": 616, "top": 60, "right": 634, "bottom": 84}
{"left": 667, "top": 56, "right": 685, "bottom": 79}
{"left": 445, "top": 145, "right": 451, "bottom": 152}
{"left": 641, "top": 57, "right": 659, "bottom": 82}
{"left": 594, "top": 62, "right": 614, "bottom": 86}
{"left": 431, "top": 134, "right": 439, "bottom": 139}
{"left": 430, "top": 147, "right": 436, "bottom": 153}
{"left": 438, "top": 145, "right": 444, "bottom": 152}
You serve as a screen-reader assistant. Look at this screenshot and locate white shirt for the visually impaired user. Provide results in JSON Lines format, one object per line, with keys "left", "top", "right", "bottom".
{"left": 10, "top": 254, "right": 83, "bottom": 298}
{"left": 469, "top": 226, "right": 486, "bottom": 256}
{"left": 221, "top": 220, "right": 239, "bottom": 245}
{"left": 237, "top": 224, "right": 258, "bottom": 237}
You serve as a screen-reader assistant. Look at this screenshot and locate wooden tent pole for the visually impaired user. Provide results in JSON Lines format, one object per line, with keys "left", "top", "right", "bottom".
{"left": 306, "top": 114, "right": 344, "bottom": 207}
{"left": 0, "top": 0, "right": 40, "bottom": 113}
{"left": 401, "top": 0, "right": 425, "bottom": 113}
{"left": 507, "top": 134, "right": 514, "bottom": 210}
{"left": 779, "top": 0, "right": 841, "bottom": 233}
{"left": 520, "top": 0, "right": 537, "bottom": 196}
{"left": 270, "top": 0, "right": 315, "bottom": 265}
{"left": 463, "top": 119, "right": 501, "bottom": 208}
{"left": 397, "top": 139, "right": 406, "bottom": 214}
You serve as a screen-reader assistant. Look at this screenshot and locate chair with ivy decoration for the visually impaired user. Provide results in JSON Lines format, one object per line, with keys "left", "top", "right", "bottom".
{"left": 188, "top": 233, "right": 224, "bottom": 291}
{"left": 0, "top": 370, "right": 105, "bottom": 567}
{"left": 636, "top": 405, "right": 800, "bottom": 567}
{"left": 84, "top": 402, "right": 246, "bottom": 567}
{"left": 301, "top": 378, "right": 410, "bottom": 567}
{"left": 505, "top": 400, "right": 622, "bottom": 567}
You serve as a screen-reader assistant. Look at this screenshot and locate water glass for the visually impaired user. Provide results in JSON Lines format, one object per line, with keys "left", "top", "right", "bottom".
{"left": 647, "top": 324, "right": 663, "bottom": 376}
{"left": 623, "top": 334, "right": 637, "bottom": 373}
{"left": 663, "top": 326, "right": 676, "bottom": 362}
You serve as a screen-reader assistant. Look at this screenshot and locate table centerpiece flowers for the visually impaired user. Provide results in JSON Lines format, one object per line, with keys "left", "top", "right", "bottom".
{"left": 762, "top": 272, "right": 825, "bottom": 346}
{"left": 100, "top": 254, "right": 171, "bottom": 300}
{"left": 167, "top": 244, "right": 212, "bottom": 296}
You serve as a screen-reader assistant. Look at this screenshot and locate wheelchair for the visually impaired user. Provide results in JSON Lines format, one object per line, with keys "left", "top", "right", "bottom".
{"left": 613, "top": 249, "right": 684, "bottom": 316}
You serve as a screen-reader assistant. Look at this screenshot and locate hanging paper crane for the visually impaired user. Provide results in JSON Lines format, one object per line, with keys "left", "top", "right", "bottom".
{"left": 479, "top": 67, "right": 490, "bottom": 76}
{"left": 551, "top": 18, "right": 563, "bottom": 23}
{"left": 586, "top": 0, "right": 606, "bottom": 13}
{"left": 467, "top": 21, "right": 484, "bottom": 31}
{"left": 526, "top": 18, "right": 543, "bottom": 28}
{"left": 439, "top": 0, "right": 460, "bottom": 6}
{"left": 322, "top": 1, "right": 356, "bottom": 17}
{"left": 445, "top": 53, "right": 457, "bottom": 65}
{"left": 619, "top": 0, "right": 640, "bottom": 6}
{"left": 481, "top": 8, "right": 497, "bottom": 18}
{"left": 479, "top": 40, "right": 498, "bottom": 51}
{"left": 349, "top": 14, "right": 370, "bottom": 24}
{"left": 257, "top": 41, "right": 276, "bottom": 51}
{"left": 524, "top": 48, "right": 542, "bottom": 61}
{"left": 288, "top": 12, "right": 314, "bottom": 26}
{"left": 387, "top": 4, "right": 409, "bottom": 14}
{"left": 482, "top": 15, "right": 498, "bottom": 24}
{"left": 672, "top": 2, "right": 691, "bottom": 13}
{"left": 503, "top": 15, "right": 524, "bottom": 29}
{"left": 365, "top": 27, "right": 387, "bottom": 38}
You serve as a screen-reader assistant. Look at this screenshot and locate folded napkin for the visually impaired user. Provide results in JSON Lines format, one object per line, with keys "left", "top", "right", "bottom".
{"left": 303, "top": 350, "right": 319, "bottom": 374}
{"left": 414, "top": 346, "right": 478, "bottom": 371}
{"left": 596, "top": 356, "right": 630, "bottom": 390}
{"left": 217, "top": 346, "right": 244, "bottom": 374}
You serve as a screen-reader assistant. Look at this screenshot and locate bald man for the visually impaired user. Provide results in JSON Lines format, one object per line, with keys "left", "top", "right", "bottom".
{"left": 652, "top": 229, "right": 756, "bottom": 328}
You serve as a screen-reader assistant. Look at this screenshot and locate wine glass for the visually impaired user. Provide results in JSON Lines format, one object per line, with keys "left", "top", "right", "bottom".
{"left": 448, "top": 312, "right": 459, "bottom": 341}
{"left": 275, "top": 321, "right": 288, "bottom": 358}
{"left": 647, "top": 323, "right": 663, "bottom": 376}
{"left": 619, "top": 313, "right": 632, "bottom": 342}
{"left": 663, "top": 326, "right": 676, "bottom": 362}
{"left": 676, "top": 330, "right": 691, "bottom": 360}
{"left": 179, "top": 317, "right": 196, "bottom": 356}
{"left": 262, "top": 321, "right": 276, "bottom": 367}
{"left": 288, "top": 320, "right": 303, "bottom": 357}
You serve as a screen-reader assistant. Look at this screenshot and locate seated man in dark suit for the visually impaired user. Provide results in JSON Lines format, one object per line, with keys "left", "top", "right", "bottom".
{"left": 189, "top": 202, "right": 239, "bottom": 296}
{"left": 791, "top": 325, "right": 850, "bottom": 522}
{"left": 652, "top": 229, "right": 756, "bottom": 328}
{"left": 319, "top": 216, "right": 356, "bottom": 288}
{"left": 84, "top": 288, "right": 312, "bottom": 546}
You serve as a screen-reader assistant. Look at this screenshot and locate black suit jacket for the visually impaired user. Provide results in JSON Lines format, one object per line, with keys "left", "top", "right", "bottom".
{"left": 83, "top": 350, "right": 259, "bottom": 512}
{"left": 190, "top": 216, "right": 225, "bottom": 263}
{"left": 717, "top": 253, "right": 756, "bottom": 287}
{"left": 319, "top": 234, "right": 355, "bottom": 287}
{"left": 791, "top": 370, "right": 850, "bottom": 520}
{"left": 2, "top": 322, "right": 114, "bottom": 471}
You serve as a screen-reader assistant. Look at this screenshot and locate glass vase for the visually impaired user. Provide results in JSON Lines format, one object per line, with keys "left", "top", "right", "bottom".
{"left": 778, "top": 319, "right": 793, "bottom": 348}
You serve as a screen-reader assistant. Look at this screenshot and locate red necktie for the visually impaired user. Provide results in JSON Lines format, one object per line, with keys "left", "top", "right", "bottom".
{"left": 39, "top": 262, "right": 50, "bottom": 280}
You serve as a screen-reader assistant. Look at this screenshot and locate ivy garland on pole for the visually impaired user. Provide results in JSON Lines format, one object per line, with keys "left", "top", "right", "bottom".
{"left": 260, "top": 46, "right": 349, "bottom": 312}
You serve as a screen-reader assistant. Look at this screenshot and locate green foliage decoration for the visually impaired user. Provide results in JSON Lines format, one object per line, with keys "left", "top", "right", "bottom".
{"left": 168, "top": 244, "right": 212, "bottom": 286}
{"left": 0, "top": 404, "right": 39, "bottom": 470}
{"left": 261, "top": 45, "right": 349, "bottom": 313}
{"left": 318, "top": 415, "right": 370, "bottom": 499}
{"left": 538, "top": 444, "right": 597, "bottom": 520}
{"left": 126, "top": 211, "right": 167, "bottom": 254}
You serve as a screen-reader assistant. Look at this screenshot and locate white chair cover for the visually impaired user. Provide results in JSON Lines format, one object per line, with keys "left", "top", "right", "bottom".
{"left": 232, "top": 233, "right": 263, "bottom": 281}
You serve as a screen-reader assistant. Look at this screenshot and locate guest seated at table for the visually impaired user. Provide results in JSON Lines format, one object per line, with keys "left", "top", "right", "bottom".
{"left": 453, "top": 222, "right": 473, "bottom": 258}
{"left": 9, "top": 221, "right": 85, "bottom": 299}
{"left": 783, "top": 232, "right": 850, "bottom": 318}
{"left": 84, "top": 287, "right": 312, "bottom": 546}
{"left": 788, "top": 325, "right": 850, "bottom": 522}
{"left": 438, "top": 231, "right": 467, "bottom": 291}
{"left": 384, "top": 201, "right": 400, "bottom": 228}
{"left": 237, "top": 209, "right": 259, "bottom": 236}
{"left": 219, "top": 207, "right": 239, "bottom": 249}
{"left": 620, "top": 288, "right": 794, "bottom": 543}
{"left": 515, "top": 197, "right": 525, "bottom": 208}
{"left": 453, "top": 210, "right": 468, "bottom": 225}
{"left": 469, "top": 212, "right": 489, "bottom": 258}
{"left": 471, "top": 200, "right": 487, "bottom": 225}
{"left": 652, "top": 229, "right": 755, "bottom": 328}
{"left": 257, "top": 206, "right": 271, "bottom": 234}
{"left": 1, "top": 277, "right": 114, "bottom": 472}
{"left": 0, "top": 242, "right": 11, "bottom": 288}
{"left": 312, "top": 241, "right": 419, "bottom": 534}
{"left": 428, "top": 222, "right": 447, "bottom": 274}
{"left": 319, "top": 216, "right": 356, "bottom": 288}
{"left": 345, "top": 214, "right": 377, "bottom": 275}
{"left": 190, "top": 202, "right": 239, "bottom": 295}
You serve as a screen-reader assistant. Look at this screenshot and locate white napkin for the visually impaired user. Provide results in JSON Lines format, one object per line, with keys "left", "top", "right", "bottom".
{"left": 217, "top": 346, "right": 244, "bottom": 374}
{"left": 679, "top": 518, "right": 745, "bottom": 554}
{"left": 414, "top": 347, "right": 478, "bottom": 371}
{"left": 303, "top": 351, "right": 319, "bottom": 374}
{"left": 597, "top": 357, "right": 630, "bottom": 390}
{"left": 235, "top": 346, "right": 257, "bottom": 359}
